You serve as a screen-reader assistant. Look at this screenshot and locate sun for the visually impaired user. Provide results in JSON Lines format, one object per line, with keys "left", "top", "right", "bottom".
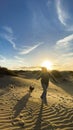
{"left": 41, "top": 60, "right": 53, "bottom": 70}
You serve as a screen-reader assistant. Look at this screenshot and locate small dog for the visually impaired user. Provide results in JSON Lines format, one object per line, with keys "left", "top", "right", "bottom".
{"left": 29, "top": 86, "right": 34, "bottom": 93}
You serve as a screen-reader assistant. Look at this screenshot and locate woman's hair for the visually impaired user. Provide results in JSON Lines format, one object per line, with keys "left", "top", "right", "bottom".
{"left": 41, "top": 67, "right": 47, "bottom": 72}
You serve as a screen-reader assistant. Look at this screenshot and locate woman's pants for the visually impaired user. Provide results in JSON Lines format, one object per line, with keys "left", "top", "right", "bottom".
{"left": 41, "top": 83, "right": 48, "bottom": 99}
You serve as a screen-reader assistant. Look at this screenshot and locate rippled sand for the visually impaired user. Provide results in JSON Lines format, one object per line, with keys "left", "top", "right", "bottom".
{"left": 0, "top": 76, "right": 73, "bottom": 130}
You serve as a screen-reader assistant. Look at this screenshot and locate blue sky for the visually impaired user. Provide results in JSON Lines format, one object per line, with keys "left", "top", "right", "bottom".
{"left": 0, "top": 0, "right": 73, "bottom": 70}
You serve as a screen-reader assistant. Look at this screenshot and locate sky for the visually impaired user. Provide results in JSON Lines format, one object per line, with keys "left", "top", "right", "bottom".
{"left": 0, "top": 0, "right": 73, "bottom": 70}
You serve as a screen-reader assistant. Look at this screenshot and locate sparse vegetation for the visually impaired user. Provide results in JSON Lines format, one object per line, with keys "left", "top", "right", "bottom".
{"left": 51, "top": 70, "right": 62, "bottom": 78}
{"left": 0, "top": 67, "right": 17, "bottom": 76}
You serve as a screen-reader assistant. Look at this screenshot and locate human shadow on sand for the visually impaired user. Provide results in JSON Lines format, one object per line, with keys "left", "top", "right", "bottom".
{"left": 13, "top": 91, "right": 31, "bottom": 118}
{"left": 33, "top": 101, "right": 54, "bottom": 130}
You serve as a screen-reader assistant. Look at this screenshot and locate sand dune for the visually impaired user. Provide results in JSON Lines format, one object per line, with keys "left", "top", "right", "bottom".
{"left": 0, "top": 75, "right": 73, "bottom": 130}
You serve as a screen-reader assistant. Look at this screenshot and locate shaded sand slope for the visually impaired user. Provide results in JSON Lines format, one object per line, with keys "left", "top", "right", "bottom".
{"left": 0, "top": 76, "right": 73, "bottom": 130}
{"left": 50, "top": 70, "right": 73, "bottom": 96}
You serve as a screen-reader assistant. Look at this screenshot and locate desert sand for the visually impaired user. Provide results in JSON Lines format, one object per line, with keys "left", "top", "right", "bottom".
{"left": 0, "top": 74, "right": 73, "bottom": 130}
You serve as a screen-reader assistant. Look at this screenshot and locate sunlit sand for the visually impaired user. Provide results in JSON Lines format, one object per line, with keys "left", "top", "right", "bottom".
{"left": 0, "top": 70, "right": 73, "bottom": 130}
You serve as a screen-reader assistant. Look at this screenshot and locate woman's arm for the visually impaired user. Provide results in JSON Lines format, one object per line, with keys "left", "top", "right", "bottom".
{"left": 36, "top": 72, "right": 42, "bottom": 80}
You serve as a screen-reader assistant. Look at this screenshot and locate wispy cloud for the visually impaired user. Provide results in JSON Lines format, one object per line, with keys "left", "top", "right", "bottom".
{"left": 0, "top": 55, "right": 26, "bottom": 69}
{"left": 0, "top": 26, "right": 17, "bottom": 49}
{"left": 52, "top": 52, "right": 73, "bottom": 70}
{"left": 54, "top": 34, "right": 73, "bottom": 70}
{"left": 1, "top": 26, "right": 43, "bottom": 54}
{"left": 67, "top": 25, "right": 73, "bottom": 32}
{"left": 47, "top": 0, "right": 52, "bottom": 7}
{"left": 3, "top": 26, "right": 13, "bottom": 34}
{"left": 19, "top": 42, "right": 43, "bottom": 55}
{"left": 56, "top": 0, "right": 73, "bottom": 32}
{"left": 0, "top": 55, "right": 6, "bottom": 62}
{"left": 4, "top": 34, "right": 16, "bottom": 49}
{"left": 62, "top": 52, "right": 73, "bottom": 57}
{"left": 56, "top": 0, "right": 69, "bottom": 26}
{"left": 14, "top": 56, "right": 26, "bottom": 63}
{"left": 56, "top": 34, "right": 73, "bottom": 48}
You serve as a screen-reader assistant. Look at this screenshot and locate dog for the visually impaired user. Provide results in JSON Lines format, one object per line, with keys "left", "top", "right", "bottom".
{"left": 29, "top": 86, "right": 34, "bottom": 93}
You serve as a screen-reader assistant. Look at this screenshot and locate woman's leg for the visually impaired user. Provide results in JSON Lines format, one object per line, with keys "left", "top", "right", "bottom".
{"left": 41, "top": 83, "right": 47, "bottom": 99}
